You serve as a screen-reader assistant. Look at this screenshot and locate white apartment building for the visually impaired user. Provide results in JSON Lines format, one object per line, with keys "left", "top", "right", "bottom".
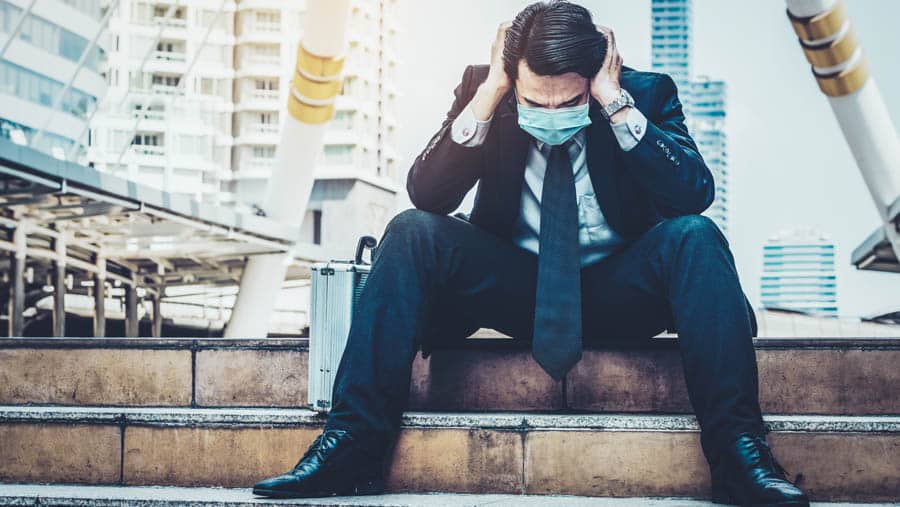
{"left": 89, "top": 0, "right": 401, "bottom": 246}
{"left": 88, "top": 0, "right": 236, "bottom": 204}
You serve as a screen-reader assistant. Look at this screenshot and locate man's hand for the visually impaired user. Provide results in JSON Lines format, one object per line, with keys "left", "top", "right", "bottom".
{"left": 470, "top": 21, "right": 513, "bottom": 121}
{"left": 591, "top": 25, "right": 629, "bottom": 123}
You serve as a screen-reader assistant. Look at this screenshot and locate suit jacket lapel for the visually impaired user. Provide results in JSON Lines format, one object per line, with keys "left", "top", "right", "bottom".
{"left": 497, "top": 93, "right": 530, "bottom": 235}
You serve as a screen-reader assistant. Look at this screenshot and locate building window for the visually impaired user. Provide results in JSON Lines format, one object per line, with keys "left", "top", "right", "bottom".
{"left": 200, "top": 78, "right": 215, "bottom": 95}
{"left": 0, "top": 61, "right": 96, "bottom": 119}
{"left": 323, "top": 145, "right": 353, "bottom": 165}
{"left": 313, "top": 210, "right": 322, "bottom": 245}
{"left": 254, "top": 79, "right": 277, "bottom": 90}
{"left": 252, "top": 146, "right": 276, "bottom": 159}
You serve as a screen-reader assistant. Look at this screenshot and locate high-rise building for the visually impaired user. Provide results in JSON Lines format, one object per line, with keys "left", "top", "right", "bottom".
{"left": 229, "top": 0, "right": 401, "bottom": 245}
{"left": 0, "top": 0, "right": 107, "bottom": 162}
{"left": 760, "top": 229, "right": 839, "bottom": 317}
{"left": 87, "top": 0, "right": 236, "bottom": 204}
{"left": 650, "top": 0, "right": 692, "bottom": 98}
{"left": 88, "top": 0, "right": 401, "bottom": 243}
{"left": 689, "top": 77, "right": 728, "bottom": 234}
{"left": 651, "top": 0, "right": 729, "bottom": 234}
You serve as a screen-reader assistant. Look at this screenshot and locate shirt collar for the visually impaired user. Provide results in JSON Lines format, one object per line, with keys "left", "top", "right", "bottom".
{"left": 534, "top": 127, "right": 587, "bottom": 152}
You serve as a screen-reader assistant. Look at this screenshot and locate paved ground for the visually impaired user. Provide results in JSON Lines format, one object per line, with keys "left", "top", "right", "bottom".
{"left": 0, "top": 485, "right": 896, "bottom": 506}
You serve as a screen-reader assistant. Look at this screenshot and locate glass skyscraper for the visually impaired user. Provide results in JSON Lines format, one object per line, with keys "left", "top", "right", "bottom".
{"left": 651, "top": 0, "right": 692, "bottom": 99}
{"left": 689, "top": 77, "right": 728, "bottom": 235}
{"left": 650, "top": 0, "right": 729, "bottom": 235}
{"left": 760, "top": 229, "right": 839, "bottom": 317}
{"left": 0, "top": 0, "right": 107, "bottom": 162}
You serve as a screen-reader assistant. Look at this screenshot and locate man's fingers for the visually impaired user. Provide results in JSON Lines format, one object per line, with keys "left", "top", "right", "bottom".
{"left": 596, "top": 24, "right": 618, "bottom": 71}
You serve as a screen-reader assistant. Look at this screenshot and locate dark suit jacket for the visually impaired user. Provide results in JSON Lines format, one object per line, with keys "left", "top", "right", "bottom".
{"left": 406, "top": 64, "right": 715, "bottom": 243}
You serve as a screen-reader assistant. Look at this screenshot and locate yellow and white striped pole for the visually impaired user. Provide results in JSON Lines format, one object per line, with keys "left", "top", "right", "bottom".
{"left": 785, "top": 0, "right": 900, "bottom": 260}
{"left": 226, "top": 0, "right": 352, "bottom": 338}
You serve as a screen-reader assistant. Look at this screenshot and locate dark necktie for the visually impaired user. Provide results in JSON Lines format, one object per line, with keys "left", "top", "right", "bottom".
{"left": 532, "top": 141, "right": 582, "bottom": 380}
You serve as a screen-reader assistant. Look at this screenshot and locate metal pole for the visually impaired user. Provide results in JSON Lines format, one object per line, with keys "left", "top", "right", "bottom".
{"left": 785, "top": 0, "right": 900, "bottom": 261}
{"left": 31, "top": 0, "right": 121, "bottom": 149}
{"left": 125, "top": 281, "right": 138, "bottom": 337}
{"left": 93, "top": 253, "right": 106, "bottom": 337}
{"left": 152, "top": 291, "right": 162, "bottom": 337}
{"left": 0, "top": 0, "right": 37, "bottom": 60}
{"left": 226, "top": 0, "right": 352, "bottom": 337}
{"left": 7, "top": 225, "right": 27, "bottom": 336}
{"left": 52, "top": 234, "right": 66, "bottom": 337}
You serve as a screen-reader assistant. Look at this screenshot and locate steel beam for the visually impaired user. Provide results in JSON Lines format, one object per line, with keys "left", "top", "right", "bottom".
{"left": 93, "top": 253, "right": 106, "bottom": 337}
{"left": 52, "top": 235, "right": 66, "bottom": 336}
{"left": 7, "top": 224, "right": 27, "bottom": 336}
{"left": 151, "top": 291, "right": 162, "bottom": 337}
{"left": 125, "top": 282, "right": 138, "bottom": 337}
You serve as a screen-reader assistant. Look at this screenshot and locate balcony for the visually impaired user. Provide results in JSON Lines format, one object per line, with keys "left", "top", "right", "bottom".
{"left": 150, "top": 83, "right": 184, "bottom": 96}
{"left": 233, "top": 157, "right": 274, "bottom": 178}
{"left": 236, "top": 88, "right": 279, "bottom": 111}
{"left": 236, "top": 16, "right": 282, "bottom": 41}
{"left": 130, "top": 144, "right": 166, "bottom": 163}
{"left": 152, "top": 16, "right": 187, "bottom": 28}
{"left": 146, "top": 51, "right": 188, "bottom": 74}
{"left": 234, "top": 123, "right": 279, "bottom": 146}
{"left": 132, "top": 109, "right": 166, "bottom": 122}
{"left": 237, "top": 55, "right": 281, "bottom": 77}
{"left": 153, "top": 50, "right": 186, "bottom": 63}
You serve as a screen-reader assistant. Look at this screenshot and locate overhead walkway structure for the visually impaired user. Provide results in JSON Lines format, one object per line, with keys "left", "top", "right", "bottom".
{"left": 0, "top": 137, "right": 343, "bottom": 337}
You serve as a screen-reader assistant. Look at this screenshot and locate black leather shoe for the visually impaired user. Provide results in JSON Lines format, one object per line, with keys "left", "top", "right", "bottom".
{"left": 252, "top": 428, "right": 385, "bottom": 498}
{"left": 711, "top": 432, "right": 808, "bottom": 506}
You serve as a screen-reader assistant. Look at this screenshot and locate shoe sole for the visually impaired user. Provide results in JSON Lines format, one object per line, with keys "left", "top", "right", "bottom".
{"left": 712, "top": 494, "right": 809, "bottom": 507}
{"left": 252, "top": 481, "right": 385, "bottom": 499}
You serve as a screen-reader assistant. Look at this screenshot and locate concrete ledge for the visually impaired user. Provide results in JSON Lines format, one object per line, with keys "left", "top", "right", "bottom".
{"left": 12, "top": 484, "right": 889, "bottom": 507}
{"left": 1, "top": 407, "right": 899, "bottom": 501}
{"left": 3, "top": 406, "right": 900, "bottom": 433}
{"left": 2, "top": 336, "right": 900, "bottom": 414}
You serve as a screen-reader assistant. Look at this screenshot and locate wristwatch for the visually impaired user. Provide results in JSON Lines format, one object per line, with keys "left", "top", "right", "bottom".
{"left": 599, "top": 88, "right": 635, "bottom": 121}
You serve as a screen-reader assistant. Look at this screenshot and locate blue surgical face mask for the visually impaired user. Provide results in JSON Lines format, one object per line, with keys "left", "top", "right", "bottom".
{"left": 516, "top": 94, "right": 592, "bottom": 146}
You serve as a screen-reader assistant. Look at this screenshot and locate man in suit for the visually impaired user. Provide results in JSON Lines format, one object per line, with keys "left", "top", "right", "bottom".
{"left": 253, "top": 1, "right": 808, "bottom": 504}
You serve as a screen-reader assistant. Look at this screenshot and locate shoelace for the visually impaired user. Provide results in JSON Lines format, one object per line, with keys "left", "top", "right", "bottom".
{"left": 745, "top": 434, "right": 789, "bottom": 479}
{"left": 292, "top": 431, "right": 346, "bottom": 472}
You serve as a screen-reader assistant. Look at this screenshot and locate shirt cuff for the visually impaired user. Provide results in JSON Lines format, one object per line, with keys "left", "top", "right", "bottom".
{"left": 610, "top": 107, "right": 648, "bottom": 152}
{"left": 450, "top": 102, "right": 493, "bottom": 147}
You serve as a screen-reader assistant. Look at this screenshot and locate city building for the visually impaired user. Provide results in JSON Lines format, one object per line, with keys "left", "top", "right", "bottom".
{"left": 760, "top": 229, "right": 839, "bottom": 317}
{"left": 689, "top": 77, "right": 728, "bottom": 234}
{"left": 0, "top": 0, "right": 108, "bottom": 162}
{"left": 88, "top": 0, "right": 401, "bottom": 244}
{"left": 650, "top": 0, "right": 692, "bottom": 99}
{"left": 230, "top": 0, "right": 401, "bottom": 246}
{"left": 650, "top": 0, "right": 730, "bottom": 234}
{"left": 87, "top": 0, "right": 238, "bottom": 205}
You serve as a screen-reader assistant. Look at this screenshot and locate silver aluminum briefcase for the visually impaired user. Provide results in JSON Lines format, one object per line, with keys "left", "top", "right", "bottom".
{"left": 308, "top": 236, "right": 377, "bottom": 412}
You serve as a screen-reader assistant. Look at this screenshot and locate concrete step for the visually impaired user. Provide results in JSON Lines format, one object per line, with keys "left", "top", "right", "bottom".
{"left": 0, "top": 485, "right": 891, "bottom": 507}
{"left": 2, "top": 335, "right": 899, "bottom": 414}
{"left": 1, "top": 406, "right": 898, "bottom": 502}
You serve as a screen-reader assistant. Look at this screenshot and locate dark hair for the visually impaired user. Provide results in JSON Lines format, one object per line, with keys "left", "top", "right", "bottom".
{"left": 503, "top": 0, "right": 607, "bottom": 81}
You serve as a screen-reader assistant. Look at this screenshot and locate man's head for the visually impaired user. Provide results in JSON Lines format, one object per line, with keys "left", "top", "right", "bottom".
{"left": 503, "top": 0, "right": 607, "bottom": 109}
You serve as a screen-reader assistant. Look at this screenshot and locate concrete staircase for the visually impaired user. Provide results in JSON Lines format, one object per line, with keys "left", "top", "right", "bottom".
{"left": 1, "top": 333, "right": 899, "bottom": 504}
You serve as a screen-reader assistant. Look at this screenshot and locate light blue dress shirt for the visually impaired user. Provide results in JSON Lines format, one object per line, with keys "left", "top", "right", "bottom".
{"left": 450, "top": 99, "right": 648, "bottom": 268}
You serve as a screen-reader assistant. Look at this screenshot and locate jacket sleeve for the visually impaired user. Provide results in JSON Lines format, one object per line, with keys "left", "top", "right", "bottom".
{"left": 620, "top": 73, "right": 715, "bottom": 217}
{"left": 406, "top": 65, "right": 486, "bottom": 215}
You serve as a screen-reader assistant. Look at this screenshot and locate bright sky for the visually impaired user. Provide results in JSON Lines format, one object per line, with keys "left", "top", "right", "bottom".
{"left": 392, "top": 0, "right": 900, "bottom": 319}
